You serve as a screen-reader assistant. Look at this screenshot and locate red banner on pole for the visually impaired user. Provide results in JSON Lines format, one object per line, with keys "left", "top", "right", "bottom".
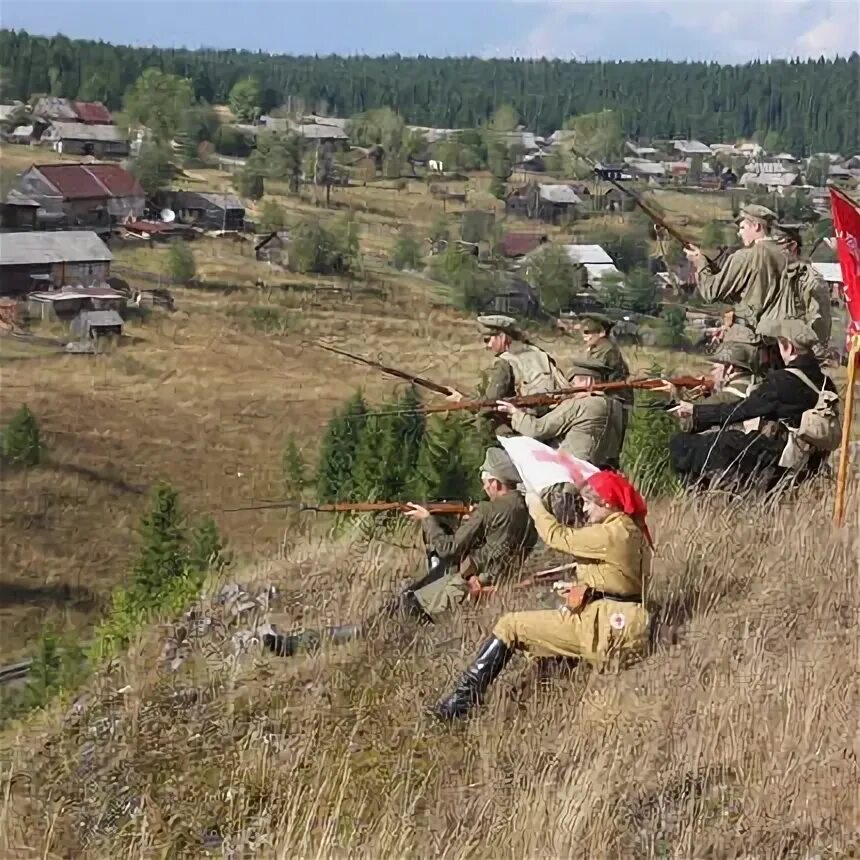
{"left": 829, "top": 187, "right": 860, "bottom": 362}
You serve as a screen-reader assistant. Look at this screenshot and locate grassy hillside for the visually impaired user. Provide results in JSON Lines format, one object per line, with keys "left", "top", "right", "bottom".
{"left": 1, "top": 486, "right": 857, "bottom": 857}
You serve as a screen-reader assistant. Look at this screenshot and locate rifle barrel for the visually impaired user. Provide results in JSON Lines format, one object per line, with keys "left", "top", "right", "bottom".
{"left": 423, "top": 375, "right": 711, "bottom": 415}
{"left": 314, "top": 342, "right": 453, "bottom": 396}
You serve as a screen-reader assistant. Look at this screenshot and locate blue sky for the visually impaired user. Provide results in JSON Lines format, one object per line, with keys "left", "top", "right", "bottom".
{"left": 2, "top": 0, "right": 858, "bottom": 62}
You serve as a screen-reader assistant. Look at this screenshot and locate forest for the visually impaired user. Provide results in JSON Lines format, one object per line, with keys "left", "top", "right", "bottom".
{"left": 1, "top": 29, "right": 858, "bottom": 154}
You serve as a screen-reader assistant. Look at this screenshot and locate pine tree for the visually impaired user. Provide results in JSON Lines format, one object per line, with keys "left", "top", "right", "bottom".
{"left": 133, "top": 482, "right": 187, "bottom": 598}
{"left": 412, "top": 414, "right": 484, "bottom": 502}
{"left": 0, "top": 405, "right": 41, "bottom": 467}
{"left": 187, "top": 517, "right": 226, "bottom": 573}
{"left": 315, "top": 391, "right": 368, "bottom": 502}
{"left": 620, "top": 364, "right": 680, "bottom": 497}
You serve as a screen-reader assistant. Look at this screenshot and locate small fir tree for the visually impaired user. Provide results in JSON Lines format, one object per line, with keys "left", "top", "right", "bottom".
{"left": 1, "top": 405, "right": 41, "bottom": 466}
{"left": 133, "top": 482, "right": 187, "bottom": 598}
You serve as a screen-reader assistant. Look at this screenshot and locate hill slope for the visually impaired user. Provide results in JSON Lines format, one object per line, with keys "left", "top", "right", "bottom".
{"left": 2, "top": 487, "right": 857, "bottom": 858}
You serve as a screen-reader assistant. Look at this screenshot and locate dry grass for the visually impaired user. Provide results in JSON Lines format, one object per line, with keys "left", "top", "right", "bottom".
{"left": 1, "top": 485, "right": 857, "bottom": 858}
{"left": 1, "top": 260, "right": 699, "bottom": 660}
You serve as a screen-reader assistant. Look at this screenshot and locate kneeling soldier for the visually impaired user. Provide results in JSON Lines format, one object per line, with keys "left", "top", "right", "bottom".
{"left": 263, "top": 448, "right": 537, "bottom": 657}
{"left": 431, "top": 470, "right": 653, "bottom": 721}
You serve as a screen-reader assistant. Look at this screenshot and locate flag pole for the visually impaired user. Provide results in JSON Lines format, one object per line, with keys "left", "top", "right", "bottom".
{"left": 834, "top": 336, "right": 858, "bottom": 526}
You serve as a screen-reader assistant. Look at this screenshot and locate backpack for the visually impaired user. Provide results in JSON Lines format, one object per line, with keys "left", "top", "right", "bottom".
{"left": 501, "top": 345, "right": 567, "bottom": 397}
{"left": 777, "top": 368, "right": 842, "bottom": 469}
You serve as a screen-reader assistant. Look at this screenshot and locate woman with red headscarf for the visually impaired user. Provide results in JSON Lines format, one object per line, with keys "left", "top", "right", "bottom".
{"left": 431, "top": 470, "right": 653, "bottom": 721}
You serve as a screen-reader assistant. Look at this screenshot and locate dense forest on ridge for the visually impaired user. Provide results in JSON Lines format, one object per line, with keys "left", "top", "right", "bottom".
{"left": 1, "top": 29, "right": 858, "bottom": 154}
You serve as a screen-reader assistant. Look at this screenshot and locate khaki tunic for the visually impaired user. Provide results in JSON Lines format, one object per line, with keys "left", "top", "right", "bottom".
{"left": 695, "top": 239, "right": 792, "bottom": 331}
{"left": 482, "top": 341, "right": 565, "bottom": 436}
{"left": 492, "top": 502, "right": 650, "bottom": 662}
{"left": 510, "top": 393, "right": 623, "bottom": 467}
{"left": 792, "top": 260, "right": 832, "bottom": 355}
{"left": 414, "top": 492, "right": 537, "bottom": 617}
{"left": 584, "top": 336, "right": 633, "bottom": 436}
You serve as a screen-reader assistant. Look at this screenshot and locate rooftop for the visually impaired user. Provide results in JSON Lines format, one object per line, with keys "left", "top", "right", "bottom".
{"left": 28, "top": 163, "right": 143, "bottom": 200}
{"left": 560, "top": 244, "right": 615, "bottom": 265}
{"left": 674, "top": 139, "right": 712, "bottom": 155}
{"left": 538, "top": 184, "right": 582, "bottom": 204}
{"left": 72, "top": 101, "right": 113, "bottom": 125}
{"left": 174, "top": 191, "right": 244, "bottom": 210}
{"left": 501, "top": 232, "right": 547, "bottom": 258}
{"left": 0, "top": 231, "right": 113, "bottom": 266}
{"left": 30, "top": 285, "right": 125, "bottom": 302}
{"left": 46, "top": 122, "right": 126, "bottom": 143}
{"left": 74, "top": 309, "right": 125, "bottom": 328}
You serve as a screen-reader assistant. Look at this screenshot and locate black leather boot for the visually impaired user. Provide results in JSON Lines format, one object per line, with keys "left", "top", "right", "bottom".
{"left": 431, "top": 637, "right": 513, "bottom": 721}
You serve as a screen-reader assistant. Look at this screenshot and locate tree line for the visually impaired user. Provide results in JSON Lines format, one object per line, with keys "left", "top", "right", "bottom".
{"left": 1, "top": 29, "right": 858, "bottom": 154}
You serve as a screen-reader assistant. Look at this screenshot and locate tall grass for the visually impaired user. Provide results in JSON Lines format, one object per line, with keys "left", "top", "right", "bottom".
{"left": 2, "top": 482, "right": 857, "bottom": 858}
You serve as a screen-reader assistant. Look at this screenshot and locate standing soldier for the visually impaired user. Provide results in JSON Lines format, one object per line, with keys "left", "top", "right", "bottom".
{"left": 447, "top": 315, "right": 567, "bottom": 436}
{"left": 430, "top": 470, "right": 653, "bottom": 721}
{"left": 685, "top": 204, "right": 794, "bottom": 372}
{"left": 263, "top": 448, "right": 537, "bottom": 657}
{"left": 577, "top": 313, "right": 634, "bottom": 440}
{"left": 774, "top": 223, "right": 832, "bottom": 361}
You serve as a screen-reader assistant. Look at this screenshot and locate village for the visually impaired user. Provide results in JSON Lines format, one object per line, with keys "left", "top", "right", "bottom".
{"left": 0, "top": 91, "right": 855, "bottom": 357}
{"left": 0, "top": 40, "right": 858, "bottom": 860}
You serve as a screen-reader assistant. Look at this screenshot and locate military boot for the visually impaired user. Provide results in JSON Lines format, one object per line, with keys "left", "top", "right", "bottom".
{"left": 431, "top": 636, "right": 513, "bottom": 721}
{"left": 263, "top": 624, "right": 363, "bottom": 658}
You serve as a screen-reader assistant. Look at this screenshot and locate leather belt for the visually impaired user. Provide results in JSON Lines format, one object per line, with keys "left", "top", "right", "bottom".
{"left": 589, "top": 589, "right": 642, "bottom": 604}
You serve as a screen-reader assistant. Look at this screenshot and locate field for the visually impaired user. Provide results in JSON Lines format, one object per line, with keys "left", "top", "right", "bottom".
{"left": 1, "top": 146, "right": 858, "bottom": 857}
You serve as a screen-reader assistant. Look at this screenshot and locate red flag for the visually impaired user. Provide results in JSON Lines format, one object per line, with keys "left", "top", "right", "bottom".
{"left": 829, "top": 187, "right": 860, "bottom": 362}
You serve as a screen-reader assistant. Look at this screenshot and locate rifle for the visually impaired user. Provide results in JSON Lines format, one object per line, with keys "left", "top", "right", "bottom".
{"left": 478, "top": 562, "right": 579, "bottom": 597}
{"left": 421, "top": 375, "right": 712, "bottom": 415}
{"left": 312, "top": 341, "right": 455, "bottom": 396}
{"left": 570, "top": 145, "right": 718, "bottom": 269}
{"left": 224, "top": 500, "right": 473, "bottom": 515}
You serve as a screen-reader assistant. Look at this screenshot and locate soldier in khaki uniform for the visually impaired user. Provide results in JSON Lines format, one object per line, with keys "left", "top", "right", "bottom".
{"left": 685, "top": 204, "right": 793, "bottom": 371}
{"left": 497, "top": 356, "right": 624, "bottom": 524}
{"left": 430, "top": 470, "right": 652, "bottom": 721}
{"left": 263, "top": 448, "right": 537, "bottom": 657}
{"left": 578, "top": 314, "right": 634, "bottom": 440}
{"left": 448, "top": 315, "right": 567, "bottom": 436}
{"left": 774, "top": 223, "right": 832, "bottom": 360}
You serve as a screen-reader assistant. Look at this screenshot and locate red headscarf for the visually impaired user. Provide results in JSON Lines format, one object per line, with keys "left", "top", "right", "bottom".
{"left": 584, "top": 471, "right": 654, "bottom": 549}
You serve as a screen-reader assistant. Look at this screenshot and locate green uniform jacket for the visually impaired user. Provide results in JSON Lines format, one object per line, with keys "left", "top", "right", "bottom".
{"left": 695, "top": 239, "right": 791, "bottom": 329}
{"left": 414, "top": 492, "right": 537, "bottom": 617}
{"left": 510, "top": 393, "right": 624, "bottom": 466}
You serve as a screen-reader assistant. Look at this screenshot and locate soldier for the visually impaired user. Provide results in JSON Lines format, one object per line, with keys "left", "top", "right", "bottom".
{"left": 263, "top": 448, "right": 537, "bottom": 657}
{"left": 447, "top": 315, "right": 567, "bottom": 435}
{"left": 577, "top": 313, "right": 634, "bottom": 439}
{"left": 497, "top": 356, "right": 625, "bottom": 526}
{"left": 667, "top": 319, "right": 837, "bottom": 489}
{"left": 685, "top": 204, "right": 794, "bottom": 372}
{"left": 430, "top": 469, "right": 652, "bottom": 721}
{"left": 774, "top": 223, "right": 832, "bottom": 360}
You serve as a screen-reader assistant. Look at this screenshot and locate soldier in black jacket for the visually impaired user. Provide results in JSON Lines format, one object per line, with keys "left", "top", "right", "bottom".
{"left": 668, "top": 319, "right": 837, "bottom": 488}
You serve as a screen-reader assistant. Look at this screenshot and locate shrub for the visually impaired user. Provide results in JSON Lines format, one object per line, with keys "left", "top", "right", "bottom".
{"left": 391, "top": 230, "right": 424, "bottom": 270}
{"left": 166, "top": 241, "right": 196, "bottom": 285}
{"left": 258, "top": 199, "right": 287, "bottom": 232}
{"left": 656, "top": 305, "right": 689, "bottom": 349}
{"left": 1, "top": 405, "right": 41, "bottom": 467}
{"left": 235, "top": 166, "right": 264, "bottom": 200}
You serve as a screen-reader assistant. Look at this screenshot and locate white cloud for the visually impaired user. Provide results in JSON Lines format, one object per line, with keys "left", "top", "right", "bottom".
{"left": 483, "top": 0, "right": 859, "bottom": 61}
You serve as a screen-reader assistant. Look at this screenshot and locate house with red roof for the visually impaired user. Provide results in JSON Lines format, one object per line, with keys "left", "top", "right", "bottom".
{"left": 19, "top": 163, "right": 145, "bottom": 227}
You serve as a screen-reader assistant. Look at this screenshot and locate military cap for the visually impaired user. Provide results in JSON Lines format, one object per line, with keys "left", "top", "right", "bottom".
{"left": 756, "top": 318, "right": 819, "bottom": 350}
{"left": 480, "top": 446, "right": 522, "bottom": 486}
{"left": 774, "top": 223, "right": 803, "bottom": 246}
{"left": 737, "top": 204, "right": 778, "bottom": 228}
{"left": 568, "top": 356, "right": 611, "bottom": 381}
{"left": 711, "top": 341, "right": 755, "bottom": 371}
{"left": 578, "top": 313, "right": 614, "bottom": 334}
{"left": 477, "top": 314, "right": 522, "bottom": 338}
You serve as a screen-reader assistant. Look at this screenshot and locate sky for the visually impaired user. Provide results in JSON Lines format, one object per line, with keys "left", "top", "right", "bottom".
{"left": 2, "top": 0, "right": 858, "bottom": 63}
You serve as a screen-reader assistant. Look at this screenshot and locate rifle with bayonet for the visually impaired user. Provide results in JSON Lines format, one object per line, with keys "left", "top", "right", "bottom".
{"left": 421, "top": 375, "right": 712, "bottom": 415}
{"left": 224, "top": 500, "right": 473, "bottom": 515}
{"left": 570, "top": 145, "right": 719, "bottom": 270}
{"left": 312, "top": 341, "right": 456, "bottom": 396}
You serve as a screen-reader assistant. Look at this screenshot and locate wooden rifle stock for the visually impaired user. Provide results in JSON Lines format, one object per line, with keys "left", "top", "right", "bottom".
{"left": 313, "top": 341, "right": 454, "bottom": 396}
{"left": 423, "top": 375, "right": 712, "bottom": 415}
